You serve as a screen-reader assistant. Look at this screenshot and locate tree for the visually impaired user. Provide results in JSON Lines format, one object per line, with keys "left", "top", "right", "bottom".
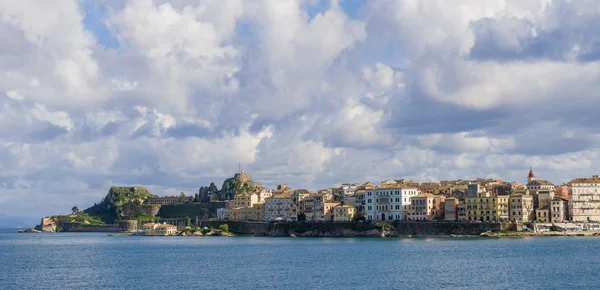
{"left": 185, "top": 216, "right": 192, "bottom": 227}
{"left": 71, "top": 206, "right": 79, "bottom": 214}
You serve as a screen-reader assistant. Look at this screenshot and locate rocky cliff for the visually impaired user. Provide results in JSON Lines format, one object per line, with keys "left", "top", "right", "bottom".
{"left": 84, "top": 186, "right": 157, "bottom": 223}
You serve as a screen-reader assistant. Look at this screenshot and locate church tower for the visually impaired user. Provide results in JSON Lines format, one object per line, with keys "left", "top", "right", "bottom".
{"left": 528, "top": 167, "right": 535, "bottom": 183}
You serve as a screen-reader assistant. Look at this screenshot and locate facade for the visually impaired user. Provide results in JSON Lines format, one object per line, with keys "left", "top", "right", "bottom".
{"left": 303, "top": 194, "right": 325, "bottom": 221}
{"left": 333, "top": 205, "right": 356, "bottom": 222}
{"left": 537, "top": 190, "right": 555, "bottom": 209}
{"left": 155, "top": 223, "right": 178, "bottom": 235}
{"left": 340, "top": 184, "right": 360, "bottom": 196}
{"left": 232, "top": 193, "right": 259, "bottom": 208}
{"left": 463, "top": 191, "right": 509, "bottom": 222}
{"left": 144, "top": 222, "right": 177, "bottom": 235}
{"left": 230, "top": 202, "right": 264, "bottom": 221}
{"left": 408, "top": 193, "right": 436, "bottom": 221}
{"left": 568, "top": 176, "right": 600, "bottom": 222}
{"left": 353, "top": 190, "right": 365, "bottom": 217}
{"left": 365, "top": 186, "right": 420, "bottom": 221}
{"left": 509, "top": 193, "right": 535, "bottom": 222}
{"left": 536, "top": 207, "right": 550, "bottom": 223}
{"left": 291, "top": 190, "right": 310, "bottom": 221}
{"left": 264, "top": 194, "right": 293, "bottom": 221}
{"left": 216, "top": 208, "right": 230, "bottom": 220}
{"left": 323, "top": 200, "right": 341, "bottom": 221}
{"left": 445, "top": 197, "right": 459, "bottom": 221}
{"left": 551, "top": 196, "right": 569, "bottom": 222}
{"left": 257, "top": 189, "right": 273, "bottom": 201}
{"left": 142, "top": 222, "right": 158, "bottom": 234}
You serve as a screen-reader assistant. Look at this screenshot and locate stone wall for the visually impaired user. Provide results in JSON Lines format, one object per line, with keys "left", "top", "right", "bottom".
{"left": 196, "top": 221, "right": 505, "bottom": 237}
{"left": 157, "top": 202, "right": 227, "bottom": 219}
{"left": 63, "top": 223, "right": 126, "bottom": 232}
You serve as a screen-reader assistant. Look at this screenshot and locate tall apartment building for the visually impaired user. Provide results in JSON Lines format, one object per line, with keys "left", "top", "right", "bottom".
{"left": 568, "top": 175, "right": 600, "bottom": 222}
{"left": 365, "top": 186, "right": 420, "bottom": 221}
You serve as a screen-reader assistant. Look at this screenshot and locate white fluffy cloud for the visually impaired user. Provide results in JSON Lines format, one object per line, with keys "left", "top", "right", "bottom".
{"left": 2, "top": 0, "right": 600, "bottom": 217}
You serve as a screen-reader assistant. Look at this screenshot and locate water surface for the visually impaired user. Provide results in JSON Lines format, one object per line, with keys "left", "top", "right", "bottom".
{"left": 1, "top": 230, "right": 598, "bottom": 289}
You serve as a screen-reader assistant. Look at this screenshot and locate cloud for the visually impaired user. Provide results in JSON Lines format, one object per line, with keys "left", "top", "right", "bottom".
{"left": 3, "top": 0, "right": 600, "bottom": 217}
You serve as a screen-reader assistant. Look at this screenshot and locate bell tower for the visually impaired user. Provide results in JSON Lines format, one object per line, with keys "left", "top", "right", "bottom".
{"left": 528, "top": 167, "right": 535, "bottom": 183}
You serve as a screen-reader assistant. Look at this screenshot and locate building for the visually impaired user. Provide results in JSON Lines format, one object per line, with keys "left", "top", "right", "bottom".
{"left": 230, "top": 202, "right": 264, "bottom": 221}
{"left": 536, "top": 206, "right": 550, "bottom": 223}
{"left": 333, "top": 205, "right": 356, "bottom": 222}
{"left": 264, "top": 193, "right": 293, "bottom": 221}
{"left": 323, "top": 200, "right": 341, "bottom": 221}
{"left": 216, "top": 208, "right": 229, "bottom": 220}
{"left": 445, "top": 197, "right": 459, "bottom": 221}
{"left": 408, "top": 193, "right": 436, "bottom": 221}
{"left": 353, "top": 190, "right": 365, "bottom": 217}
{"left": 291, "top": 190, "right": 311, "bottom": 221}
{"left": 232, "top": 192, "right": 259, "bottom": 208}
{"left": 568, "top": 176, "right": 600, "bottom": 222}
{"left": 463, "top": 191, "right": 509, "bottom": 222}
{"left": 339, "top": 184, "right": 360, "bottom": 196}
{"left": 143, "top": 222, "right": 177, "bottom": 235}
{"left": 303, "top": 193, "right": 325, "bottom": 221}
{"left": 555, "top": 185, "right": 568, "bottom": 198}
{"left": 142, "top": 222, "right": 158, "bottom": 234}
{"left": 551, "top": 196, "right": 569, "bottom": 222}
{"left": 433, "top": 195, "right": 446, "bottom": 219}
{"left": 526, "top": 168, "right": 555, "bottom": 191}
{"left": 509, "top": 192, "right": 535, "bottom": 222}
{"left": 257, "top": 189, "right": 273, "bottom": 202}
{"left": 365, "top": 185, "right": 420, "bottom": 221}
{"left": 155, "top": 223, "right": 178, "bottom": 235}
{"left": 536, "top": 189, "right": 555, "bottom": 210}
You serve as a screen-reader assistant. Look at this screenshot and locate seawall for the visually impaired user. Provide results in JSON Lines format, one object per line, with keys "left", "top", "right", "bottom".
{"left": 197, "top": 221, "right": 506, "bottom": 237}
{"left": 62, "top": 221, "right": 136, "bottom": 232}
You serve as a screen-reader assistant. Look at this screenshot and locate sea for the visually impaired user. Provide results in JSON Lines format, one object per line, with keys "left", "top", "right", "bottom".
{"left": 1, "top": 228, "right": 599, "bottom": 289}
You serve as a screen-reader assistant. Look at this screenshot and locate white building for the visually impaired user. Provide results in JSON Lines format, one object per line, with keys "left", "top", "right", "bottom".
{"left": 526, "top": 168, "right": 555, "bottom": 191}
{"left": 365, "top": 186, "right": 420, "bottom": 221}
{"left": 257, "top": 188, "right": 272, "bottom": 202}
{"left": 216, "top": 208, "right": 229, "bottom": 220}
{"left": 568, "top": 176, "right": 600, "bottom": 222}
{"left": 264, "top": 194, "right": 293, "bottom": 221}
{"left": 340, "top": 184, "right": 359, "bottom": 196}
{"left": 551, "top": 196, "right": 569, "bottom": 222}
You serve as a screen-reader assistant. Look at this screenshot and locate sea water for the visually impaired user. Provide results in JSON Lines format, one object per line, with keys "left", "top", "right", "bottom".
{"left": 1, "top": 229, "right": 599, "bottom": 289}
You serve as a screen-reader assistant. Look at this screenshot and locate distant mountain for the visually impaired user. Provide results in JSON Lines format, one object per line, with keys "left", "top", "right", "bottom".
{"left": 0, "top": 215, "right": 38, "bottom": 228}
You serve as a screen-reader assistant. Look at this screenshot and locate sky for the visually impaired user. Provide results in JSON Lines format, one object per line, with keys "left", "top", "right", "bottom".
{"left": 2, "top": 0, "right": 600, "bottom": 218}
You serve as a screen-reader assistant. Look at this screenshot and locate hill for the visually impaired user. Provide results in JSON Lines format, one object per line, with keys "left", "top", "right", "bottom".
{"left": 84, "top": 186, "right": 157, "bottom": 223}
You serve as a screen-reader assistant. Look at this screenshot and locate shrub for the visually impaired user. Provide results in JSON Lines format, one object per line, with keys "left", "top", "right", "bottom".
{"left": 218, "top": 224, "right": 229, "bottom": 233}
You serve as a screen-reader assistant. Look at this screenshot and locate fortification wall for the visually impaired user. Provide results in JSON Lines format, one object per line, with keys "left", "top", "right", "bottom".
{"left": 196, "top": 221, "right": 505, "bottom": 237}
{"left": 157, "top": 202, "right": 227, "bottom": 219}
{"left": 63, "top": 223, "right": 127, "bottom": 232}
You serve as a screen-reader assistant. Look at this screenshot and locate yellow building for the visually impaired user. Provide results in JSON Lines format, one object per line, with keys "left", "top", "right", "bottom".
{"left": 333, "top": 205, "right": 356, "bottom": 222}
{"left": 231, "top": 202, "right": 264, "bottom": 221}
{"left": 145, "top": 222, "right": 177, "bottom": 235}
{"left": 536, "top": 206, "right": 550, "bottom": 223}
{"left": 142, "top": 222, "right": 158, "bottom": 234}
{"left": 509, "top": 192, "right": 535, "bottom": 222}
{"left": 463, "top": 192, "right": 510, "bottom": 222}
{"left": 323, "top": 200, "right": 341, "bottom": 221}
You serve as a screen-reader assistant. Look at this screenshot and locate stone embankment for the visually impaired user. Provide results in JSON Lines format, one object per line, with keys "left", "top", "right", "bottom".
{"left": 197, "top": 221, "right": 504, "bottom": 237}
